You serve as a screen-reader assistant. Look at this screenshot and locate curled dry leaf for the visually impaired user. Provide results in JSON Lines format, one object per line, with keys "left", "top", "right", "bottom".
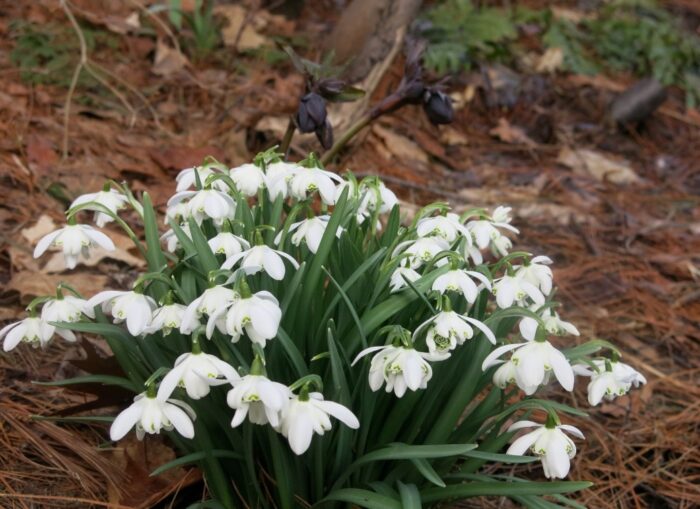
{"left": 558, "top": 147, "right": 641, "bottom": 184}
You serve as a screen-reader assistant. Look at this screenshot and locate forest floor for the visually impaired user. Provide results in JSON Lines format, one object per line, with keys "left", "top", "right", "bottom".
{"left": 0, "top": 1, "right": 698, "bottom": 508}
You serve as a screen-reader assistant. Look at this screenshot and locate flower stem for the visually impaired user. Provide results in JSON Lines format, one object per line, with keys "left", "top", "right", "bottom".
{"left": 280, "top": 117, "right": 296, "bottom": 157}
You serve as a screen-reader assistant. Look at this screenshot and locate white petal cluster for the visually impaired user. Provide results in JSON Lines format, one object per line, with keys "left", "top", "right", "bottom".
{"left": 416, "top": 213, "right": 468, "bottom": 242}
{"left": 230, "top": 163, "right": 266, "bottom": 196}
{"left": 420, "top": 311, "right": 496, "bottom": 355}
{"left": 227, "top": 374, "right": 291, "bottom": 427}
{"left": 176, "top": 165, "right": 228, "bottom": 192}
{"left": 432, "top": 269, "right": 491, "bottom": 303}
{"left": 110, "top": 392, "right": 195, "bottom": 441}
{"left": 393, "top": 237, "right": 450, "bottom": 269}
{"left": 289, "top": 167, "right": 343, "bottom": 205}
{"left": 514, "top": 256, "right": 553, "bottom": 296}
{"left": 222, "top": 245, "right": 299, "bottom": 281}
{"left": 264, "top": 161, "right": 298, "bottom": 199}
{"left": 180, "top": 285, "right": 238, "bottom": 334}
{"left": 34, "top": 224, "right": 115, "bottom": 269}
{"left": 208, "top": 232, "right": 250, "bottom": 258}
{"left": 389, "top": 266, "right": 421, "bottom": 293}
{"left": 519, "top": 307, "right": 579, "bottom": 341}
{"left": 219, "top": 291, "right": 281, "bottom": 346}
{"left": 158, "top": 351, "right": 239, "bottom": 400}
{"left": 574, "top": 360, "right": 646, "bottom": 406}
{"left": 147, "top": 303, "right": 187, "bottom": 335}
{"left": 86, "top": 290, "right": 157, "bottom": 336}
{"left": 279, "top": 215, "right": 341, "bottom": 254}
{"left": 70, "top": 189, "right": 128, "bottom": 228}
{"left": 1, "top": 317, "right": 54, "bottom": 351}
{"left": 493, "top": 274, "right": 545, "bottom": 309}
{"left": 356, "top": 180, "right": 398, "bottom": 223}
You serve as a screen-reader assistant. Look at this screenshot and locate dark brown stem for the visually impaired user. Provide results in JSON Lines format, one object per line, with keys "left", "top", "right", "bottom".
{"left": 280, "top": 117, "right": 296, "bottom": 158}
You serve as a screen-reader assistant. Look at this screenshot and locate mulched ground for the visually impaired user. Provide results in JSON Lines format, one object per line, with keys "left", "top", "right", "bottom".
{"left": 0, "top": 1, "right": 698, "bottom": 507}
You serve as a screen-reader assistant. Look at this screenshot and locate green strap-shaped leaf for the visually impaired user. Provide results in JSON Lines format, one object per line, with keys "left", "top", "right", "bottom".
{"left": 420, "top": 480, "right": 593, "bottom": 503}
{"left": 142, "top": 193, "right": 167, "bottom": 272}
{"left": 150, "top": 449, "right": 243, "bottom": 476}
{"left": 320, "top": 488, "right": 401, "bottom": 509}
{"left": 396, "top": 481, "right": 421, "bottom": 509}
{"left": 34, "top": 374, "right": 138, "bottom": 392}
{"left": 410, "top": 458, "right": 446, "bottom": 487}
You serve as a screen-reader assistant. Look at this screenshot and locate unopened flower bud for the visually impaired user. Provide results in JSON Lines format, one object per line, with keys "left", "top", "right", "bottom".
{"left": 296, "top": 93, "right": 327, "bottom": 133}
{"left": 315, "top": 118, "right": 334, "bottom": 149}
{"left": 317, "top": 78, "right": 346, "bottom": 97}
{"left": 423, "top": 90, "right": 454, "bottom": 125}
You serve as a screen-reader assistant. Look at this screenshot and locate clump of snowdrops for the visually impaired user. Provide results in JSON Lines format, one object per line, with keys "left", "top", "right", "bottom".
{"left": 4, "top": 148, "right": 646, "bottom": 508}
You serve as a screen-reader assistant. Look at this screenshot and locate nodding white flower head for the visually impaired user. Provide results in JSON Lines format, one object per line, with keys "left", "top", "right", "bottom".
{"left": 230, "top": 163, "right": 266, "bottom": 197}
{"left": 86, "top": 290, "right": 157, "bottom": 336}
{"left": 40, "top": 295, "right": 87, "bottom": 342}
{"left": 33, "top": 224, "right": 115, "bottom": 269}
{"left": 110, "top": 391, "right": 195, "bottom": 441}
{"left": 491, "top": 235, "right": 512, "bottom": 258}
{"left": 161, "top": 223, "right": 191, "bottom": 253}
{"left": 482, "top": 338, "right": 574, "bottom": 395}
{"left": 158, "top": 350, "right": 239, "bottom": 400}
{"left": 70, "top": 189, "right": 128, "bottom": 228}
{"left": 265, "top": 161, "right": 299, "bottom": 200}
{"left": 506, "top": 420, "right": 584, "bottom": 479}
{"left": 416, "top": 213, "right": 468, "bottom": 243}
{"left": 227, "top": 372, "right": 291, "bottom": 428}
{"left": 222, "top": 244, "right": 299, "bottom": 281}
{"left": 1, "top": 317, "right": 54, "bottom": 352}
{"left": 356, "top": 180, "right": 398, "bottom": 222}
{"left": 514, "top": 256, "right": 553, "bottom": 296}
{"left": 334, "top": 178, "right": 358, "bottom": 203}
{"left": 493, "top": 274, "right": 545, "bottom": 309}
{"left": 176, "top": 165, "right": 229, "bottom": 192}
{"left": 146, "top": 303, "right": 187, "bottom": 336}
{"left": 180, "top": 285, "right": 238, "bottom": 335}
{"left": 432, "top": 269, "right": 492, "bottom": 304}
{"left": 389, "top": 266, "right": 421, "bottom": 293}
{"left": 289, "top": 166, "right": 343, "bottom": 205}
{"left": 279, "top": 392, "right": 359, "bottom": 455}
{"left": 278, "top": 215, "right": 341, "bottom": 254}
{"left": 466, "top": 206, "right": 519, "bottom": 250}
{"left": 418, "top": 310, "right": 496, "bottom": 355}
{"left": 165, "top": 201, "right": 190, "bottom": 224}
{"left": 519, "top": 307, "right": 579, "bottom": 341}
{"left": 353, "top": 345, "right": 449, "bottom": 398}
{"left": 394, "top": 237, "right": 450, "bottom": 269}
{"left": 167, "top": 188, "right": 235, "bottom": 225}
{"left": 217, "top": 289, "right": 281, "bottom": 346}
{"left": 208, "top": 232, "right": 250, "bottom": 258}
{"left": 492, "top": 358, "right": 518, "bottom": 389}
{"left": 574, "top": 359, "right": 646, "bottom": 406}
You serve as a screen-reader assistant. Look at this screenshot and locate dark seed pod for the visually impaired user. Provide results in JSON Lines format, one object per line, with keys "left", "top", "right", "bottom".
{"left": 402, "top": 80, "right": 426, "bottom": 103}
{"left": 423, "top": 90, "right": 454, "bottom": 125}
{"left": 315, "top": 118, "right": 334, "bottom": 149}
{"left": 296, "top": 93, "right": 327, "bottom": 133}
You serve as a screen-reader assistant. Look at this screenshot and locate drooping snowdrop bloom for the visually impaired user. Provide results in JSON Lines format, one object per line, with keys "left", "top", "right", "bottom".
{"left": 573, "top": 359, "right": 646, "bottom": 406}
{"left": 110, "top": 392, "right": 195, "bottom": 441}
{"left": 165, "top": 201, "right": 190, "bottom": 224}
{"left": 146, "top": 303, "right": 187, "bottom": 336}
{"left": 279, "top": 392, "right": 359, "bottom": 455}
{"left": 208, "top": 232, "right": 250, "bottom": 258}
{"left": 70, "top": 189, "right": 128, "bottom": 228}
{"left": 514, "top": 256, "right": 554, "bottom": 296}
{"left": 176, "top": 165, "right": 228, "bottom": 192}
{"left": 265, "top": 161, "right": 298, "bottom": 200}
{"left": 33, "top": 224, "right": 115, "bottom": 269}
{"left": 519, "top": 307, "right": 579, "bottom": 341}
{"left": 289, "top": 167, "right": 343, "bottom": 205}
{"left": 222, "top": 245, "right": 299, "bottom": 281}
{"left": 466, "top": 206, "right": 519, "bottom": 250}
{"left": 389, "top": 266, "right": 421, "bottom": 293}
{"left": 419, "top": 311, "right": 496, "bottom": 355}
{"left": 491, "top": 235, "right": 512, "bottom": 257}
{"left": 432, "top": 269, "right": 492, "bottom": 304}
{"left": 161, "top": 223, "right": 191, "bottom": 253}
{"left": 180, "top": 285, "right": 238, "bottom": 335}
{"left": 40, "top": 295, "right": 87, "bottom": 342}
{"left": 86, "top": 290, "right": 157, "bottom": 336}
{"left": 393, "top": 237, "right": 450, "bottom": 269}
{"left": 416, "top": 213, "right": 468, "bottom": 242}
{"left": 482, "top": 338, "right": 574, "bottom": 395}
{"left": 493, "top": 274, "right": 545, "bottom": 309}
{"left": 492, "top": 358, "right": 518, "bottom": 389}
{"left": 356, "top": 180, "right": 398, "bottom": 223}
{"left": 1, "top": 317, "right": 54, "bottom": 351}
{"left": 217, "top": 291, "right": 281, "bottom": 345}
{"left": 279, "top": 216, "right": 341, "bottom": 254}
{"left": 158, "top": 351, "right": 239, "bottom": 400}
{"left": 353, "top": 345, "right": 449, "bottom": 397}
{"left": 227, "top": 374, "right": 291, "bottom": 427}
{"left": 230, "top": 163, "right": 266, "bottom": 196}
{"left": 506, "top": 420, "right": 584, "bottom": 479}
{"left": 167, "top": 189, "right": 235, "bottom": 225}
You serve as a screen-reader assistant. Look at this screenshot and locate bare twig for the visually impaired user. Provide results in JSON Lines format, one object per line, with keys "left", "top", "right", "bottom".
{"left": 60, "top": 0, "right": 88, "bottom": 159}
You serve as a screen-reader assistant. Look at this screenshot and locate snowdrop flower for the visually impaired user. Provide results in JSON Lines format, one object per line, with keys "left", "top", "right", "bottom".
{"left": 389, "top": 266, "right": 421, "bottom": 293}
{"left": 334, "top": 178, "right": 358, "bottom": 203}
{"left": 222, "top": 245, "right": 299, "bottom": 281}
{"left": 40, "top": 295, "right": 87, "bottom": 342}
{"left": 482, "top": 338, "right": 574, "bottom": 395}
{"left": 227, "top": 373, "right": 291, "bottom": 427}
{"left": 265, "top": 161, "right": 298, "bottom": 199}
{"left": 289, "top": 167, "right": 343, "bottom": 205}
{"left": 146, "top": 303, "right": 187, "bottom": 335}
{"left": 356, "top": 180, "right": 398, "bottom": 223}
{"left": 419, "top": 311, "right": 496, "bottom": 355}
{"left": 514, "top": 256, "right": 553, "bottom": 296}
{"left": 161, "top": 223, "right": 191, "bottom": 253}
{"left": 493, "top": 274, "right": 545, "bottom": 309}
{"left": 110, "top": 391, "right": 195, "bottom": 441}
{"left": 1, "top": 317, "right": 54, "bottom": 351}
{"left": 167, "top": 189, "right": 235, "bottom": 225}
{"left": 466, "top": 206, "right": 519, "bottom": 250}
{"left": 279, "top": 392, "right": 359, "bottom": 455}
{"left": 393, "top": 237, "right": 450, "bottom": 269}
{"left": 230, "top": 163, "right": 266, "bottom": 196}
{"left": 158, "top": 350, "right": 239, "bottom": 400}
{"left": 506, "top": 420, "right": 584, "bottom": 479}
{"left": 86, "top": 290, "right": 157, "bottom": 336}
{"left": 165, "top": 201, "right": 190, "bottom": 224}
{"left": 180, "top": 285, "right": 238, "bottom": 335}
{"left": 353, "top": 345, "right": 448, "bottom": 397}
{"left": 416, "top": 213, "right": 468, "bottom": 242}
{"left": 70, "top": 189, "right": 128, "bottom": 228}
{"left": 432, "top": 269, "right": 491, "bottom": 303}
{"left": 208, "top": 232, "right": 250, "bottom": 258}
{"left": 278, "top": 216, "right": 341, "bottom": 254}
{"left": 519, "top": 307, "right": 579, "bottom": 341}
{"left": 215, "top": 290, "right": 281, "bottom": 345}
{"left": 176, "top": 165, "right": 228, "bottom": 192}
{"left": 33, "top": 224, "right": 115, "bottom": 269}
{"left": 492, "top": 359, "right": 518, "bottom": 389}
{"left": 491, "top": 235, "right": 512, "bottom": 258}
{"left": 574, "top": 359, "right": 646, "bottom": 406}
